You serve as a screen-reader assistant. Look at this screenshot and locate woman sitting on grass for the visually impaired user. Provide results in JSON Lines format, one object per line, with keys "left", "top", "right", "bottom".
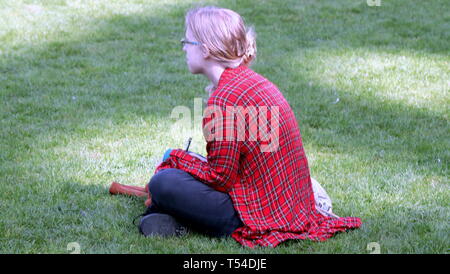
{"left": 138, "top": 6, "right": 361, "bottom": 248}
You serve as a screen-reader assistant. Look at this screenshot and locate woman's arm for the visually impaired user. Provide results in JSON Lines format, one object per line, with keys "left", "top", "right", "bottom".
{"left": 154, "top": 140, "right": 240, "bottom": 193}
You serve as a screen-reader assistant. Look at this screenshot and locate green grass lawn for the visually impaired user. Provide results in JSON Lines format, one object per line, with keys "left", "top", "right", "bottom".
{"left": 0, "top": 0, "right": 448, "bottom": 254}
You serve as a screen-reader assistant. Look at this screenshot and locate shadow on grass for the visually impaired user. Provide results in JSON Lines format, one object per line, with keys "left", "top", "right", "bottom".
{"left": 0, "top": 178, "right": 148, "bottom": 253}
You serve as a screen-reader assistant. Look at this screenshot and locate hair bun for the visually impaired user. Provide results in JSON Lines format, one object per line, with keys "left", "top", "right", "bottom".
{"left": 242, "top": 26, "right": 257, "bottom": 66}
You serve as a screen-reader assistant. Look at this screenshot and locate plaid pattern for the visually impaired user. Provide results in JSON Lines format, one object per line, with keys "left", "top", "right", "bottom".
{"left": 154, "top": 65, "right": 361, "bottom": 247}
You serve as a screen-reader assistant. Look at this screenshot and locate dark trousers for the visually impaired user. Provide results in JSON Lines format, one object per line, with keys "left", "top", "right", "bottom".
{"left": 146, "top": 168, "right": 243, "bottom": 237}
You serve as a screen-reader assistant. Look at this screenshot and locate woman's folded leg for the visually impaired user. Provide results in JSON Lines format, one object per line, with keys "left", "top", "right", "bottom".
{"left": 147, "top": 168, "right": 243, "bottom": 237}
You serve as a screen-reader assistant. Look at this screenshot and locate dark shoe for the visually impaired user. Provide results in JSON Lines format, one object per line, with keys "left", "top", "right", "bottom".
{"left": 138, "top": 213, "right": 189, "bottom": 237}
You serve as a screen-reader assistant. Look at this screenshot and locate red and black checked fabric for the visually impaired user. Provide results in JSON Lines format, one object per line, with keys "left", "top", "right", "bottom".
{"left": 154, "top": 65, "right": 362, "bottom": 247}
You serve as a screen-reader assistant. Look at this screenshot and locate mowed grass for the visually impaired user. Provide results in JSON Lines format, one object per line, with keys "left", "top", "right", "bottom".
{"left": 0, "top": 0, "right": 448, "bottom": 253}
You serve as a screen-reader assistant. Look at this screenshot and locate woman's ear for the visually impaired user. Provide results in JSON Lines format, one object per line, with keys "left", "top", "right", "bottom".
{"left": 201, "top": 44, "right": 210, "bottom": 59}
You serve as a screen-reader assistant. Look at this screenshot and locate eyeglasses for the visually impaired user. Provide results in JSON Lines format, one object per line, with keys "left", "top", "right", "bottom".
{"left": 180, "top": 38, "right": 200, "bottom": 46}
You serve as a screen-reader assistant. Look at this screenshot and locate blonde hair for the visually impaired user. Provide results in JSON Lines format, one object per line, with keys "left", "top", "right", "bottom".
{"left": 185, "top": 6, "right": 257, "bottom": 69}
